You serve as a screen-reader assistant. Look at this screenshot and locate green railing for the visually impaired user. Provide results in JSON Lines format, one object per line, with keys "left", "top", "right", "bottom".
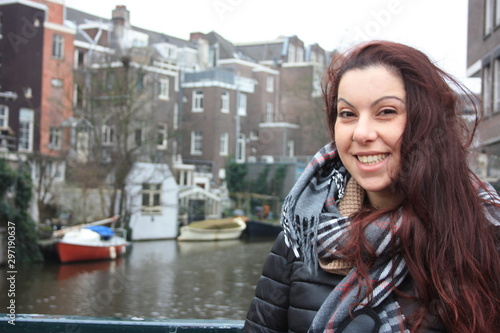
{"left": 0, "top": 314, "right": 244, "bottom": 332}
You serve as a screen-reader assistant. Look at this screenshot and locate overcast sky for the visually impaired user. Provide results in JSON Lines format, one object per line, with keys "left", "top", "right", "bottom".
{"left": 64, "top": 0, "right": 480, "bottom": 92}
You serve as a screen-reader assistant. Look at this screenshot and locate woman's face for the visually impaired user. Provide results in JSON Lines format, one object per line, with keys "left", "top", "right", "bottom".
{"left": 335, "top": 65, "right": 407, "bottom": 210}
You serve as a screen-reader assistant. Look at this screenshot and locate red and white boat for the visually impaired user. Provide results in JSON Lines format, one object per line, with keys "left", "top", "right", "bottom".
{"left": 57, "top": 225, "right": 128, "bottom": 263}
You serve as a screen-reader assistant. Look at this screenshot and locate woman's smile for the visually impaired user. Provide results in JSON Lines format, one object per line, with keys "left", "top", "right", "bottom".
{"left": 355, "top": 153, "right": 389, "bottom": 165}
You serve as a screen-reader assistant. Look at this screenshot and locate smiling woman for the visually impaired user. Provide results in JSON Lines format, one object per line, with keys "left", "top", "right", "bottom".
{"left": 243, "top": 41, "right": 500, "bottom": 333}
{"left": 335, "top": 66, "right": 407, "bottom": 210}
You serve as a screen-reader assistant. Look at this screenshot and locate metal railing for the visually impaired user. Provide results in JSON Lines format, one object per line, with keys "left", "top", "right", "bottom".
{"left": 0, "top": 314, "right": 244, "bottom": 332}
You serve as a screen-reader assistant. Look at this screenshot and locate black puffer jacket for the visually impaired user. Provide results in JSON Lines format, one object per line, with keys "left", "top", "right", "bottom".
{"left": 243, "top": 232, "right": 446, "bottom": 333}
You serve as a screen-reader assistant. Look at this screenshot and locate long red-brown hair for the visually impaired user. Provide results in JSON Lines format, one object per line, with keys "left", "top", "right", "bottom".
{"left": 324, "top": 41, "right": 500, "bottom": 332}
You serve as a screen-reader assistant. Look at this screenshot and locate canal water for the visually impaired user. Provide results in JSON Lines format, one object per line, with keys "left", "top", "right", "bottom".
{"left": 1, "top": 237, "right": 276, "bottom": 320}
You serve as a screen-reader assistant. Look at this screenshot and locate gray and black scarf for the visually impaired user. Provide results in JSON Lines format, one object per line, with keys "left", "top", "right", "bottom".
{"left": 281, "top": 142, "right": 500, "bottom": 333}
{"left": 281, "top": 142, "right": 407, "bottom": 332}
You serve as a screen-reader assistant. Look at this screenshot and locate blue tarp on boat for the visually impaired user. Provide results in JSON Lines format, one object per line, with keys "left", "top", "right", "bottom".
{"left": 84, "top": 226, "right": 114, "bottom": 240}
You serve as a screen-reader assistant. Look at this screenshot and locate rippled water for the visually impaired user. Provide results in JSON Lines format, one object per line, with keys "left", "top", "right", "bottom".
{"left": 1, "top": 237, "right": 276, "bottom": 320}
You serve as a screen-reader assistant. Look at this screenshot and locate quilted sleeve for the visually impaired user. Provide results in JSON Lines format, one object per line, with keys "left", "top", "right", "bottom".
{"left": 243, "top": 232, "right": 291, "bottom": 333}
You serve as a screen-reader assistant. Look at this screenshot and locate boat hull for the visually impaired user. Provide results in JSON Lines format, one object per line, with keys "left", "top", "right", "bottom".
{"left": 243, "top": 220, "right": 282, "bottom": 238}
{"left": 177, "top": 219, "right": 246, "bottom": 241}
{"left": 57, "top": 237, "right": 127, "bottom": 263}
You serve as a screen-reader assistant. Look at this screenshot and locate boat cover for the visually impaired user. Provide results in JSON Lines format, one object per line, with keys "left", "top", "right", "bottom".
{"left": 84, "top": 226, "right": 115, "bottom": 240}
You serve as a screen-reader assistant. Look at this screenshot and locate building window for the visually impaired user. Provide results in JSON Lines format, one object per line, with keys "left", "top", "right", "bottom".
{"left": 236, "top": 134, "right": 246, "bottom": 163}
{"left": 76, "top": 131, "right": 89, "bottom": 161}
{"left": 287, "top": 140, "right": 295, "bottom": 157}
{"left": 310, "top": 51, "right": 317, "bottom": 63}
{"left": 192, "top": 90, "right": 204, "bottom": 112}
{"left": 296, "top": 47, "right": 304, "bottom": 62}
{"left": 136, "top": 73, "right": 145, "bottom": 91}
{"left": 288, "top": 44, "right": 296, "bottom": 63}
{"left": 494, "top": 58, "right": 500, "bottom": 113}
{"left": 134, "top": 128, "right": 143, "bottom": 146}
{"left": 486, "top": 0, "right": 494, "bottom": 35}
{"left": 220, "top": 132, "right": 228, "bottom": 156}
{"left": 496, "top": 0, "right": 500, "bottom": 26}
{"left": 173, "top": 104, "right": 179, "bottom": 130}
{"left": 18, "top": 109, "right": 34, "bottom": 152}
{"left": 0, "top": 105, "right": 8, "bottom": 127}
{"left": 75, "top": 49, "right": 86, "bottom": 68}
{"left": 52, "top": 34, "right": 64, "bottom": 59}
{"left": 0, "top": 13, "right": 3, "bottom": 40}
{"left": 51, "top": 78, "right": 63, "bottom": 88}
{"left": 483, "top": 64, "right": 492, "bottom": 116}
{"left": 157, "top": 123, "right": 167, "bottom": 149}
{"left": 266, "top": 76, "right": 274, "bottom": 92}
{"left": 74, "top": 84, "right": 84, "bottom": 107}
{"left": 238, "top": 92, "right": 247, "bottom": 116}
{"left": 265, "top": 103, "right": 273, "bottom": 122}
{"left": 190, "top": 131, "right": 203, "bottom": 155}
{"left": 49, "top": 127, "right": 62, "bottom": 150}
{"left": 142, "top": 183, "right": 162, "bottom": 214}
{"left": 159, "top": 78, "right": 169, "bottom": 100}
{"left": 221, "top": 91, "right": 230, "bottom": 113}
{"left": 313, "top": 69, "right": 322, "bottom": 97}
{"left": 102, "top": 124, "right": 114, "bottom": 146}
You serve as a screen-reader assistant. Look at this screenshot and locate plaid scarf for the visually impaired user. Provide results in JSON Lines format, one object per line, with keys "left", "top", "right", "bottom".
{"left": 281, "top": 142, "right": 407, "bottom": 333}
{"left": 281, "top": 143, "right": 500, "bottom": 333}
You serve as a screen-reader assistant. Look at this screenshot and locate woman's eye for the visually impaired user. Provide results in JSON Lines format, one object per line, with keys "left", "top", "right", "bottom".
{"left": 379, "top": 108, "right": 397, "bottom": 115}
{"left": 338, "top": 110, "right": 356, "bottom": 118}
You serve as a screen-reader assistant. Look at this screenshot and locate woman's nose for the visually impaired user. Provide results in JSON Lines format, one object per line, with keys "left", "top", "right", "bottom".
{"left": 352, "top": 116, "right": 377, "bottom": 144}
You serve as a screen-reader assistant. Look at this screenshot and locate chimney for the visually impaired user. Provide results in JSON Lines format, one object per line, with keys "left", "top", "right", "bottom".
{"left": 111, "top": 5, "right": 130, "bottom": 52}
{"left": 190, "top": 32, "right": 206, "bottom": 42}
{"left": 112, "top": 5, "right": 130, "bottom": 28}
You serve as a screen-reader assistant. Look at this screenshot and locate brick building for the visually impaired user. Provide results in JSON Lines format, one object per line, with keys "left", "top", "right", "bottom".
{"left": 0, "top": 0, "right": 74, "bottom": 157}
{"left": 467, "top": 0, "right": 500, "bottom": 181}
{"left": 0, "top": 1, "right": 334, "bottom": 224}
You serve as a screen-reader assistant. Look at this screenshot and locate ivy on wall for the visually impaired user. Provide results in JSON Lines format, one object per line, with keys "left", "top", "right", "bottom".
{"left": 0, "top": 160, "right": 44, "bottom": 264}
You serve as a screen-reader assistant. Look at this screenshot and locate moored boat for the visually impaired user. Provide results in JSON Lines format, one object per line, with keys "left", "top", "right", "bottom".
{"left": 242, "top": 220, "right": 282, "bottom": 239}
{"left": 177, "top": 217, "right": 246, "bottom": 241}
{"left": 57, "top": 226, "right": 128, "bottom": 263}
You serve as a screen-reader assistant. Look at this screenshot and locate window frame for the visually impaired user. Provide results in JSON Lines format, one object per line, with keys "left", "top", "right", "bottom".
{"left": 135, "top": 128, "right": 143, "bottom": 147}
{"left": 221, "top": 91, "right": 230, "bottom": 113}
{"left": 266, "top": 76, "right": 274, "bottom": 93}
{"left": 49, "top": 127, "right": 62, "bottom": 150}
{"left": 236, "top": 134, "right": 246, "bottom": 163}
{"left": 157, "top": 123, "right": 168, "bottom": 150}
{"left": 192, "top": 90, "right": 204, "bottom": 112}
{"left": 265, "top": 102, "right": 273, "bottom": 122}
{"left": 0, "top": 105, "right": 9, "bottom": 128}
{"left": 219, "top": 132, "right": 229, "bottom": 156}
{"left": 483, "top": 63, "right": 493, "bottom": 116}
{"left": 0, "top": 13, "right": 3, "bottom": 40}
{"left": 287, "top": 139, "right": 295, "bottom": 157}
{"left": 159, "top": 78, "right": 170, "bottom": 100}
{"left": 52, "top": 34, "right": 64, "bottom": 59}
{"left": 494, "top": 57, "right": 500, "bottom": 113}
{"left": 18, "top": 108, "right": 34, "bottom": 152}
{"left": 496, "top": 0, "right": 500, "bottom": 26}
{"left": 238, "top": 92, "right": 247, "bottom": 116}
{"left": 296, "top": 47, "right": 304, "bottom": 62}
{"left": 102, "top": 124, "right": 115, "bottom": 146}
{"left": 288, "top": 44, "right": 296, "bottom": 63}
{"left": 190, "top": 131, "right": 203, "bottom": 155}
{"left": 141, "top": 183, "right": 162, "bottom": 215}
{"left": 485, "top": 0, "right": 494, "bottom": 35}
